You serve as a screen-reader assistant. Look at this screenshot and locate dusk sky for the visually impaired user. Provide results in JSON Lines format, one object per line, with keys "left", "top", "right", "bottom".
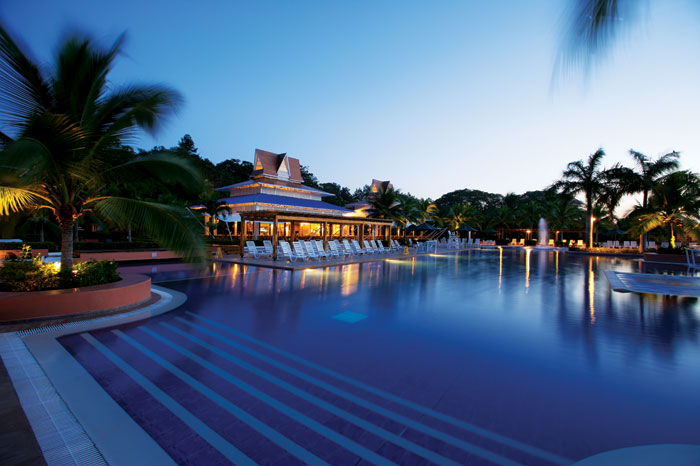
{"left": 3, "top": 0, "right": 700, "bottom": 207}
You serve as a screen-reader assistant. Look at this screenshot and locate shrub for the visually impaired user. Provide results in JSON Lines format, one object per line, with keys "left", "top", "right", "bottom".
{"left": 0, "top": 259, "right": 119, "bottom": 292}
{"left": 0, "top": 258, "right": 59, "bottom": 291}
{"left": 73, "top": 260, "right": 120, "bottom": 287}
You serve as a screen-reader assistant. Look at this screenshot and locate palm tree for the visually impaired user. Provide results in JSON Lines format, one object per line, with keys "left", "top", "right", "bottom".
{"left": 627, "top": 150, "right": 680, "bottom": 250}
{"left": 367, "top": 185, "right": 399, "bottom": 219}
{"left": 416, "top": 198, "right": 438, "bottom": 223}
{"left": 627, "top": 171, "right": 700, "bottom": 246}
{"left": 597, "top": 164, "right": 634, "bottom": 229}
{"left": 555, "top": 148, "right": 606, "bottom": 247}
{"left": 518, "top": 200, "right": 543, "bottom": 234}
{"left": 0, "top": 27, "right": 206, "bottom": 270}
{"left": 197, "top": 191, "right": 233, "bottom": 239}
{"left": 395, "top": 196, "right": 419, "bottom": 238}
{"left": 547, "top": 194, "right": 582, "bottom": 243}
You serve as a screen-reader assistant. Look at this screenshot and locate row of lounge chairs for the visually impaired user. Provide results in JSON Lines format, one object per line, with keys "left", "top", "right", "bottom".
{"left": 245, "top": 239, "right": 404, "bottom": 262}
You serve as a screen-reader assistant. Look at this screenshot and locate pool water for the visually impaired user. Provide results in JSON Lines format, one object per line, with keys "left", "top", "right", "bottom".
{"left": 59, "top": 249, "right": 700, "bottom": 465}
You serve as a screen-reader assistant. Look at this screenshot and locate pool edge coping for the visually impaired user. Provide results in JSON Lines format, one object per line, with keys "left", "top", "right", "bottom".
{"left": 0, "top": 285, "right": 186, "bottom": 466}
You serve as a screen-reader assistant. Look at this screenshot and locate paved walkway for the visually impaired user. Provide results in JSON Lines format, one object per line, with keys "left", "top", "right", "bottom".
{"left": 0, "top": 359, "right": 45, "bottom": 466}
{"left": 604, "top": 270, "right": 700, "bottom": 297}
{"left": 215, "top": 246, "right": 499, "bottom": 270}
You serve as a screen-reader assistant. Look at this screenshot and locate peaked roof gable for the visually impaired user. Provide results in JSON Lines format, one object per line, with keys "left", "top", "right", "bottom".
{"left": 251, "top": 148, "right": 303, "bottom": 183}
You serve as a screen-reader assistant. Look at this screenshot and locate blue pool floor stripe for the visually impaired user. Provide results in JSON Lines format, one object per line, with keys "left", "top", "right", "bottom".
{"left": 169, "top": 319, "right": 524, "bottom": 466}
{"left": 116, "top": 330, "right": 398, "bottom": 466}
{"left": 79, "top": 333, "right": 258, "bottom": 466}
{"left": 111, "top": 330, "right": 332, "bottom": 466}
{"left": 185, "top": 311, "right": 572, "bottom": 466}
{"left": 156, "top": 323, "right": 483, "bottom": 466}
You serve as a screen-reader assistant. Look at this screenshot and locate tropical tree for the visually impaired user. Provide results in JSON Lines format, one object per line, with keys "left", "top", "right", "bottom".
{"left": 197, "top": 190, "right": 233, "bottom": 239}
{"left": 416, "top": 198, "right": 438, "bottom": 223}
{"left": 393, "top": 196, "right": 419, "bottom": 238}
{"left": 597, "top": 164, "right": 634, "bottom": 229}
{"left": 0, "top": 27, "right": 206, "bottom": 270}
{"left": 518, "top": 200, "right": 543, "bottom": 233}
{"left": 367, "top": 185, "right": 400, "bottom": 219}
{"left": 627, "top": 171, "right": 700, "bottom": 246}
{"left": 546, "top": 194, "right": 582, "bottom": 243}
{"left": 626, "top": 150, "right": 680, "bottom": 250}
{"left": 555, "top": 148, "right": 606, "bottom": 247}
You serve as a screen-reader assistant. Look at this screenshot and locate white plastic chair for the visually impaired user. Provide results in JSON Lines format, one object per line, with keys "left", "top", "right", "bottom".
{"left": 292, "top": 241, "right": 310, "bottom": 261}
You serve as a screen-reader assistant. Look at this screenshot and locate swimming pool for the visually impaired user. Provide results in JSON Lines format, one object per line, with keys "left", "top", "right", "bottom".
{"left": 58, "top": 249, "right": 700, "bottom": 465}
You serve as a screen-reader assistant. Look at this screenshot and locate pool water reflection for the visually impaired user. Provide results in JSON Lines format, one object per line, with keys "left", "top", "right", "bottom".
{"left": 61, "top": 250, "right": 700, "bottom": 465}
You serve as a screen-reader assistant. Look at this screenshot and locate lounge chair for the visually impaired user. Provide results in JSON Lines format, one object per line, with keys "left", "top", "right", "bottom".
{"left": 630, "top": 241, "right": 638, "bottom": 249}
{"left": 279, "top": 241, "right": 303, "bottom": 262}
{"left": 374, "top": 240, "right": 390, "bottom": 254}
{"left": 661, "top": 242, "right": 669, "bottom": 248}
{"left": 245, "top": 240, "right": 267, "bottom": 258}
{"left": 548, "top": 239, "right": 555, "bottom": 247}
{"left": 518, "top": 239, "right": 525, "bottom": 246}
{"left": 313, "top": 240, "right": 330, "bottom": 259}
{"left": 372, "top": 240, "right": 387, "bottom": 254}
{"left": 301, "top": 240, "right": 321, "bottom": 261}
{"left": 350, "top": 240, "right": 366, "bottom": 255}
{"left": 292, "top": 241, "right": 310, "bottom": 261}
{"left": 647, "top": 241, "right": 656, "bottom": 249}
{"left": 363, "top": 240, "right": 378, "bottom": 254}
{"left": 342, "top": 239, "right": 356, "bottom": 255}
{"left": 576, "top": 240, "right": 584, "bottom": 247}
{"left": 263, "top": 240, "right": 274, "bottom": 256}
{"left": 623, "top": 241, "right": 630, "bottom": 248}
{"left": 474, "top": 238, "right": 480, "bottom": 248}
{"left": 327, "top": 241, "right": 343, "bottom": 257}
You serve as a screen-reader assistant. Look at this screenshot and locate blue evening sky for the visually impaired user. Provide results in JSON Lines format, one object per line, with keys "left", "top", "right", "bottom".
{"left": 3, "top": 0, "right": 700, "bottom": 207}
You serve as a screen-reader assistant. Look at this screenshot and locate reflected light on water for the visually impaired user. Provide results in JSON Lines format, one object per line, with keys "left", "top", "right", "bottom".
{"left": 525, "top": 247, "right": 531, "bottom": 290}
{"left": 498, "top": 247, "right": 503, "bottom": 290}
{"left": 588, "top": 257, "right": 596, "bottom": 324}
{"left": 340, "top": 265, "right": 359, "bottom": 296}
{"left": 555, "top": 250, "right": 559, "bottom": 280}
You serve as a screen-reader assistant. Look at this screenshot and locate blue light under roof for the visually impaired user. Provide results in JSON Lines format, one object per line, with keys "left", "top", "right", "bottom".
{"left": 216, "top": 180, "right": 333, "bottom": 197}
{"left": 219, "top": 193, "right": 351, "bottom": 212}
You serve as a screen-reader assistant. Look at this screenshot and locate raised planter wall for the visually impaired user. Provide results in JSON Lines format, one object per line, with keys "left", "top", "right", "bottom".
{"left": 643, "top": 253, "right": 687, "bottom": 264}
{"left": 75, "top": 250, "right": 179, "bottom": 262}
{"left": 0, "top": 273, "right": 151, "bottom": 322}
{"left": 1, "top": 249, "right": 49, "bottom": 259}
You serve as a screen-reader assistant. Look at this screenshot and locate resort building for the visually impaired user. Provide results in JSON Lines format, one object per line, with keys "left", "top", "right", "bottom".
{"left": 199, "top": 149, "right": 393, "bottom": 258}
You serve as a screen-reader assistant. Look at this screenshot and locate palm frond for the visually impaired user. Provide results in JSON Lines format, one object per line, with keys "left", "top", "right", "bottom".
{"left": 100, "top": 151, "right": 202, "bottom": 191}
{"left": 91, "top": 196, "right": 207, "bottom": 262}
{"left": 0, "top": 23, "right": 52, "bottom": 132}
{"left": 0, "top": 137, "right": 53, "bottom": 181}
{"left": 0, "top": 185, "right": 50, "bottom": 215}
{"left": 52, "top": 33, "right": 124, "bottom": 124}
{"left": 90, "top": 86, "right": 182, "bottom": 145}
{"left": 556, "top": 0, "right": 636, "bottom": 75}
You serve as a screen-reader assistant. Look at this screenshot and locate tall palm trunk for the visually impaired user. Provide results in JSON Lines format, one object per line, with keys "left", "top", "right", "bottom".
{"left": 585, "top": 210, "right": 592, "bottom": 248}
{"left": 639, "top": 190, "right": 649, "bottom": 253}
{"left": 60, "top": 221, "right": 74, "bottom": 270}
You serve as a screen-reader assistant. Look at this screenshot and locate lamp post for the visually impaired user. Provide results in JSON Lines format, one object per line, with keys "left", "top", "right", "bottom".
{"left": 526, "top": 229, "right": 531, "bottom": 241}
{"left": 589, "top": 217, "right": 596, "bottom": 248}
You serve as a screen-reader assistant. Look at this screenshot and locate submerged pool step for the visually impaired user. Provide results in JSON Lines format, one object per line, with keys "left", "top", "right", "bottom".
{"left": 61, "top": 316, "right": 573, "bottom": 466}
